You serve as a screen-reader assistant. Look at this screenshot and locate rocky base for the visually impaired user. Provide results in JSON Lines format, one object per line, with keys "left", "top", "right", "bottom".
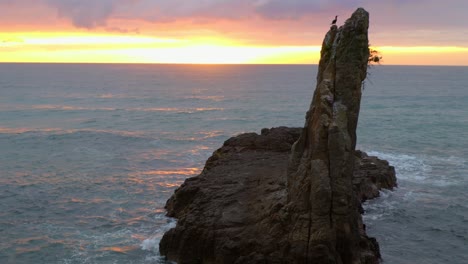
{"left": 160, "top": 127, "right": 396, "bottom": 263}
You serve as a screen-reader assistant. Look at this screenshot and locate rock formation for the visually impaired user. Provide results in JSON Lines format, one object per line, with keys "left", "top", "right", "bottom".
{"left": 160, "top": 8, "right": 397, "bottom": 264}
{"left": 285, "top": 7, "right": 371, "bottom": 263}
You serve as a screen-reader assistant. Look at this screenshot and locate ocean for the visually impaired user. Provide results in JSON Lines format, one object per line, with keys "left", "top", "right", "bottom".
{"left": 0, "top": 64, "right": 466, "bottom": 263}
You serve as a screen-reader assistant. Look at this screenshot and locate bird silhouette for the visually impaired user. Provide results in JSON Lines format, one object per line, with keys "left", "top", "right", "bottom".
{"left": 331, "top": 15, "right": 338, "bottom": 25}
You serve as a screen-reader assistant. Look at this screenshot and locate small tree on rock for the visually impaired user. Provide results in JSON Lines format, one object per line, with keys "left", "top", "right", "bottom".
{"left": 369, "top": 48, "right": 382, "bottom": 64}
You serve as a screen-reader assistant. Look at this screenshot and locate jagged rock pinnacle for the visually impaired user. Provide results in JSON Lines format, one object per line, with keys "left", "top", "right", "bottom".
{"left": 159, "top": 8, "right": 391, "bottom": 264}
{"left": 286, "top": 7, "right": 371, "bottom": 263}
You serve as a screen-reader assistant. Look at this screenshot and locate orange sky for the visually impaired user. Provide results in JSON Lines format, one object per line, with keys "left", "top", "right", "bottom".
{"left": 1, "top": 0, "right": 468, "bottom": 65}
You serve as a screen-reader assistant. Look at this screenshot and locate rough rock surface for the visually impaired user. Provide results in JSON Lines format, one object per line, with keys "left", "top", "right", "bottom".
{"left": 353, "top": 150, "right": 397, "bottom": 203}
{"left": 160, "top": 128, "right": 396, "bottom": 263}
{"left": 285, "top": 8, "right": 372, "bottom": 263}
{"left": 160, "top": 8, "right": 396, "bottom": 264}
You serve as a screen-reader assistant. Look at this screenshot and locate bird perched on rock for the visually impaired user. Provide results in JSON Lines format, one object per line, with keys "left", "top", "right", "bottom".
{"left": 331, "top": 15, "right": 338, "bottom": 25}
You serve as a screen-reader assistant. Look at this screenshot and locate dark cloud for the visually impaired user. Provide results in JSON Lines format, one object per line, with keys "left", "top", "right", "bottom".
{"left": 40, "top": 0, "right": 253, "bottom": 28}
{"left": 106, "top": 26, "right": 140, "bottom": 34}
{"left": 113, "top": 0, "right": 254, "bottom": 23}
{"left": 254, "top": 0, "right": 359, "bottom": 19}
{"left": 36, "top": 0, "right": 468, "bottom": 31}
{"left": 45, "top": 0, "right": 125, "bottom": 28}
{"left": 41, "top": 0, "right": 359, "bottom": 26}
{"left": 1, "top": 0, "right": 467, "bottom": 46}
{"left": 40, "top": 0, "right": 362, "bottom": 28}
{"left": 0, "top": 0, "right": 466, "bottom": 29}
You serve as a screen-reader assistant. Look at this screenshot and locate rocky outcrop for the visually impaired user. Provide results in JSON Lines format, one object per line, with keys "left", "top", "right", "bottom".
{"left": 160, "top": 128, "right": 396, "bottom": 263}
{"left": 285, "top": 8, "right": 371, "bottom": 263}
{"left": 353, "top": 150, "right": 397, "bottom": 203}
{"left": 160, "top": 8, "right": 396, "bottom": 264}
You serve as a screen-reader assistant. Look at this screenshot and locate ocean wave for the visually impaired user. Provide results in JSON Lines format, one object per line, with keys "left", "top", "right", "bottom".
{"left": 362, "top": 190, "right": 401, "bottom": 221}
{"left": 367, "top": 150, "right": 431, "bottom": 181}
{"left": 0, "top": 127, "right": 150, "bottom": 139}
{"left": 158, "top": 130, "right": 225, "bottom": 140}
{"left": 130, "top": 107, "right": 224, "bottom": 113}
{"left": 366, "top": 150, "right": 465, "bottom": 187}
{"left": 184, "top": 95, "right": 226, "bottom": 102}
{"left": 37, "top": 93, "right": 145, "bottom": 100}
{"left": 0, "top": 104, "right": 224, "bottom": 113}
{"left": 140, "top": 217, "right": 176, "bottom": 252}
{"left": 137, "top": 216, "right": 178, "bottom": 263}
{"left": 129, "top": 167, "right": 201, "bottom": 177}
{"left": 96, "top": 94, "right": 145, "bottom": 99}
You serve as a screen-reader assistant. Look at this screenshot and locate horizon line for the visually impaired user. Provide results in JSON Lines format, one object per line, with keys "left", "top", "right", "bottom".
{"left": 1, "top": 62, "right": 468, "bottom": 67}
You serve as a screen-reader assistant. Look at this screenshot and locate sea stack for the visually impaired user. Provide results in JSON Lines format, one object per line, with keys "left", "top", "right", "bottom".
{"left": 285, "top": 7, "right": 373, "bottom": 263}
{"left": 160, "top": 8, "right": 395, "bottom": 263}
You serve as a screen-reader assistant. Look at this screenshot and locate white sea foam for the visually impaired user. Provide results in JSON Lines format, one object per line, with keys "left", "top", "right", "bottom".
{"left": 366, "top": 150, "right": 463, "bottom": 187}
{"left": 141, "top": 237, "right": 160, "bottom": 251}
{"left": 362, "top": 150, "right": 465, "bottom": 222}
{"left": 140, "top": 217, "right": 177, "bottom": 252}
{"left": 363, "top": 189, "right": 399, "bottom": 221}
{"left": 367, "top": 151, "right": 431, "bottom": 180}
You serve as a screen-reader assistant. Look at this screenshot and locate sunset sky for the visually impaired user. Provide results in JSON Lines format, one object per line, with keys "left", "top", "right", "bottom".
{"left": 1, "top": 0, "right": 468, "bottom": 65}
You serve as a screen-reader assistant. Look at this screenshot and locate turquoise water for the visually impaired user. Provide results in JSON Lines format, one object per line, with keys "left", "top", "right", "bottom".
{"left": 0, "top": 64, "right": 466, "bottom": 263}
